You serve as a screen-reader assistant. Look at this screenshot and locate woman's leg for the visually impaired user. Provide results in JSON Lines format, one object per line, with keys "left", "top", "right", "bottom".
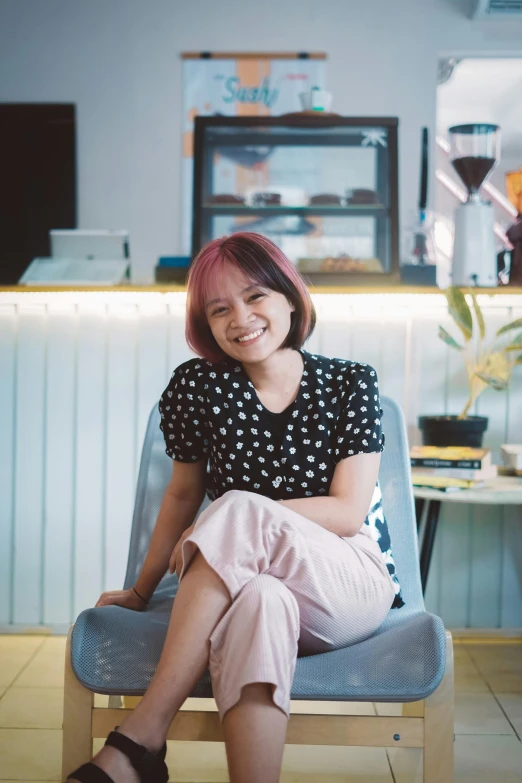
{"left": 120, "top": 551, "right": 231, "bottom": 744}
{"left": 212, "top": 574, "right": 300, "bottom": 783}
{"left": 68, "top": 551, "right": 231, "bottom": 782}
{"left": 70, "top": 487, "right": 395, "bottom": 781}
{"left": 183, "top": 490, "right": 396, "bottom": 656}
{"left": 223, "top": 684, "right": 288, "bottom": 783}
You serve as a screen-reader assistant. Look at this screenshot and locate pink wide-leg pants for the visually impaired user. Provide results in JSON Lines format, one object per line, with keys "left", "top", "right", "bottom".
{"left": 179, "top": 489, "right": 396, "bottom": 719}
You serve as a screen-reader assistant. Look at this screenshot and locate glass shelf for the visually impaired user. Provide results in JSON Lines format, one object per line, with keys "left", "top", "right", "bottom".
{"left": 202, "top": 204, "right": 388, "bottom": 213}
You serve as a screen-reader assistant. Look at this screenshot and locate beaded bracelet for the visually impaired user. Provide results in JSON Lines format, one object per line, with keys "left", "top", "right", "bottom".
{"left": 132, "top": 586, "right": 149, "bottom": 606}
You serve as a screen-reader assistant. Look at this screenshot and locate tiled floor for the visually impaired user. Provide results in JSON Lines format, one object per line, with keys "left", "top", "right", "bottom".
{"left": 0, "top": 634, "right": 521, "bottom": 781}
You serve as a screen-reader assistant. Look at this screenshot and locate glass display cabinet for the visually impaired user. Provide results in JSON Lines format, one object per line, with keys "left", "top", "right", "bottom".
{"left": 191, "top": 115, "right": 399, "bottom": 286}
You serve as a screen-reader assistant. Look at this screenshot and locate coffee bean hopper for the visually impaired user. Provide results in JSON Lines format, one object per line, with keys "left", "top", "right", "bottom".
{"left": 449, "top": 123, "right": 500, "bottom": 287}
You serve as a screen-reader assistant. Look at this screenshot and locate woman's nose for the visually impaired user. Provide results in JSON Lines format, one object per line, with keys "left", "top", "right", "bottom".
{"left": 230, "top": 303, "right": 255, "bottom": 327}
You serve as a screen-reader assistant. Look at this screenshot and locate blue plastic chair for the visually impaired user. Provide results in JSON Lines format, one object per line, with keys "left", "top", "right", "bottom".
{"left": 63, "top": 396, "right": 454, "bottom": 782}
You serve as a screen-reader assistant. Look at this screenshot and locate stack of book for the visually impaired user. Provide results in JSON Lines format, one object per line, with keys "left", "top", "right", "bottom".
{"left": 410, "top": 446, "right": 497, "bottom": 492}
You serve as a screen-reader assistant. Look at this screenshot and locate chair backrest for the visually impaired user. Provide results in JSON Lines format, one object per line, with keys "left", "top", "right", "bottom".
{"left": 124, "top": 397, "right": 425, "bottom": 619}
{"left": 378, "top": 397, "right": 425, "bottom": 627}
{"left": 123, "top": 403, "right": 174, "bottom": 595}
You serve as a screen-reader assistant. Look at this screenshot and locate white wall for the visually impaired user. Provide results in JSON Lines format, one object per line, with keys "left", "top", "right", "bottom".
{"left": 1, "top": 0, "right": 522, "bottom": 281}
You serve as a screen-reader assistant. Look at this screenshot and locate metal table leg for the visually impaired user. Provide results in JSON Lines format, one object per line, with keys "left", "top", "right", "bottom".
{"left": 414, "top": 498, "right": 425, "bottom": 533}
{"left": 419, "top": 499, "right": 442, "bottom": 594}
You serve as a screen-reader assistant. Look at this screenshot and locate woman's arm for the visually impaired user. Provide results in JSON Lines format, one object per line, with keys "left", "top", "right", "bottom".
{"left": 133, "top": 460, "right": 207, "bottom": 602}
{"left": 278, "top": 452, "right": 380, "bottom": 538}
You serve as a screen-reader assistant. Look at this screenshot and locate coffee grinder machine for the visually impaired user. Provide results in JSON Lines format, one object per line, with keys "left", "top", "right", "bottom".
{"left": 449, "top": 123, "right": 500, "bottom": 287}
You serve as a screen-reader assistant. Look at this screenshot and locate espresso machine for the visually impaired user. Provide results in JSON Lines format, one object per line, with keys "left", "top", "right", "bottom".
{"left": 449, "top": 123, "right": 500, "bottom": 287}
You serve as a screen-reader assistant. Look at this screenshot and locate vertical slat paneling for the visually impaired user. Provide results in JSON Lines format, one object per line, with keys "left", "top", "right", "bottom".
{"left": 470, "top": 310, "right": 510, "bottom": 627}
{"left": 445, "top": 329, "right": 470, "bottom": 420}
{"left": 501, "top": 304, "right": 522, "bottom": 627}
{"left": 13, "top": 304, "right": 46, "bottom": 624}
{"left": 305, "top": 324, "right": 323, "bottom": 356}
{"left": 304, "top": 298, "right": 322, "bottom": 356}
{"left": 380, "top": 315, "right": 408, "bottom": 414}
{"left": 1, "top": 292, "right": 522, "bottom": 629}
{"left": 136, "top": 302, "right": 169, "bottom": 480}
{"left": 43, "top": 304, "right": 76, "bottom": 624}
{"left": 469, "top": 504, "right": 504, "bottom": 627}
{"left": 167, "top": 298, "right": 194, "bottom": 373}
{"left": 409, "top": 307, "right": 449, "bottom": 615}
{"left": 438, "top": 505, "right": 473, "bottom": 627}
{"left": 407, "top": 310, "right": 449, "bottom": 446}
{"left": 469, "top": 309, "right": 511, "bottom": 628}
{"left": 319, "top": 318, "right": 354, "bottom": 362}
{"left": 440, "top": 312, "right": 474, "bottom": 620}
{"left": 502, "top": 507, "right": 522, "bottom": 627}
{"left": 349, "top": 310, "right": 383, "bottom": 377}
{"left": 0, "top": 305, "right": 16, "bottom": 623}
{"left": 475, "top": 308, "right": 511, "bottom": 462}
{"left": 73, "top": 302, "right": 107, "bottom": 616}
{"left": 104, "top": 303, "right": 139, "bottom": 592}
{"left": 506, "top": 305, "right": 522, "bottom": 442}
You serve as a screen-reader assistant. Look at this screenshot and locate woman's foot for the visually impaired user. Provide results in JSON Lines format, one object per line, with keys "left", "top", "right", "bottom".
{"left": 68, "top": 741, "right": 140, "bottom": 783}
{"left": 67, "top": 726, "right": 165, "bottom": 783}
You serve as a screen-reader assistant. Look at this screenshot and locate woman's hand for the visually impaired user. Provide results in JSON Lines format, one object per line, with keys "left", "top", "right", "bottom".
{"left": 94, "top": 588, "right": 147, "bottom": 611}
{"left": 169, "top": 523, "right": 196, "bottom": 578}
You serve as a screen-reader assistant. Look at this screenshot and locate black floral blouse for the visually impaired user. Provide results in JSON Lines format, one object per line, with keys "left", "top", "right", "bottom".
{"left": 159, "top": 348, "right": 405, "bottom": 609}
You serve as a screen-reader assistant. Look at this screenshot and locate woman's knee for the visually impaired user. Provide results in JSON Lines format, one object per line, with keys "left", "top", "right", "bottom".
{"left": 236, "top": 574, "right": 299, "bottom": 627}
{"left": 202, "top": 489, "right": 285, "bottom": 530}
{"left": 195, "top": 489, "right": 267, "bottom": 536}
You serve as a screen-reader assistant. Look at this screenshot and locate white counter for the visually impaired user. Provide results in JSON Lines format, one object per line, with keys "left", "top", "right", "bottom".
{"left": 1, "top": 288, "right": 521, "bottom": 631}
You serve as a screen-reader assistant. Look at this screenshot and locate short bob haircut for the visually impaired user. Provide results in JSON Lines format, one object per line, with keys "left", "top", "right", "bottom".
{"left": 186, "top": 232, "right": 316, "bottom": 363}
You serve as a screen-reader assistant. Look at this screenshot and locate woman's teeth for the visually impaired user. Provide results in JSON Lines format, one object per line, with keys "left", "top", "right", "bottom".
{"left": 236, "top": 328, "right": 265, "bottom": 343}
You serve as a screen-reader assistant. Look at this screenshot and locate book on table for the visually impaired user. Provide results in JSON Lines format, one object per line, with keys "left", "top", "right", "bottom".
{"left": 411, "top": 474, "right": 487, "bottom": 491}
{"left": 410, "top": 445, "right": 491, "bottom": 470}
{"left": 411, "top": 464, "right": 497, "bottom": 482}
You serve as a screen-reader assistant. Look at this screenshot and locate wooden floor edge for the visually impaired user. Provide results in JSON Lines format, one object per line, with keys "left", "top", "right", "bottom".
{"left": 450, "top": 628, "right": 522, "bottom": 642}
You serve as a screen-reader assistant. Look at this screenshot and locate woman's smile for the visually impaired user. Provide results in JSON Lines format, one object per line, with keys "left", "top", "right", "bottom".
{"left": 234, "top": 327, "right": 267, "bottom": 346}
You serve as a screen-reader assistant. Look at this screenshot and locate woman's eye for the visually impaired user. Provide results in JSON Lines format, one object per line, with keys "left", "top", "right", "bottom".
{"left": 211, "top": 307, "right": 227, "bottom": 316}
{"left": 249, "top": 293, "right": 264, "bottom": 301}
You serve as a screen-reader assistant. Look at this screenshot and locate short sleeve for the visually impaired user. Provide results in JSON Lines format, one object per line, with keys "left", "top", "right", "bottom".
{"left": 333, "top": 363, "right": 385, "bottom": 463}
{"left": 158, "top": 363, "right": 209, "bottom": 463}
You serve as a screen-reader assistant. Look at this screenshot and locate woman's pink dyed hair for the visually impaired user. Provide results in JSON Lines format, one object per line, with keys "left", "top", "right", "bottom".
{"left": 186, "top": 232, "right": 316, "bottom": 363}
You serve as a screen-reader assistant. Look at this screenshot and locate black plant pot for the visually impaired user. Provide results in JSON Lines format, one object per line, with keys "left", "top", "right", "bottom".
{"left": 418, "top": 415, "right": 489, "bottom": 448}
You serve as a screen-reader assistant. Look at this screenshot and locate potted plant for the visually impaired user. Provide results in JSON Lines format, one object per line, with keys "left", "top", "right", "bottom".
{"left": 418, "top": 286, "right": 522, "bottom": 447}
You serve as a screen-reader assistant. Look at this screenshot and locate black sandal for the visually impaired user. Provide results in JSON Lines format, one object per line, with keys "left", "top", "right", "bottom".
{"left": 67, "top": 725, "right": 169, "bottom": 783}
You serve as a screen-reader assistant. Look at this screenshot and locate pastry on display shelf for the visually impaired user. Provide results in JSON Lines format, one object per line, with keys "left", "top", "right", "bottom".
{"left": 298, "top": 255, "right": 384, "bottom": 274}
{"left": 251, "top": 192, "right": 281, "bottom": 206}
{"left": 345, "top": 188, "right": 380, "bottom": 205}
{"left": 244, "top": 186, "right": 308, "bottom": 207}
{"left": 207, "top": 194, "right": 245, "bottom": 204}
{"left": 309, "top": 194, "right": 343, "bottom": 205}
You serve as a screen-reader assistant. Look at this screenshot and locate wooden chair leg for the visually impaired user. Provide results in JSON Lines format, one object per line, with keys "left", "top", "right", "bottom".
{"left": 62, "top": 625, "right": 94, "bottom": 782}
{"left": 423, "top": 630, "right": 454, "bottom": 783}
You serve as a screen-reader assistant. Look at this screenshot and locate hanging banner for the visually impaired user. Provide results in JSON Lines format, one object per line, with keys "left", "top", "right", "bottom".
{"left": 180, "top": 53, "right": 327, "bottom": 254}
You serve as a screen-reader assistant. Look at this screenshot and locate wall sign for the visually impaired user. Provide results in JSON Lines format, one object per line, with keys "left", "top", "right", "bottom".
{"left": 180, "top": 52, "right": 327, "bottom": 254}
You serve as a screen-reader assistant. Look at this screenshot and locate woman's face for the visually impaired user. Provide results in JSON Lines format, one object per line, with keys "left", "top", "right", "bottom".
{"left": 204, "top": 263, "right": 295, "bottom": 364}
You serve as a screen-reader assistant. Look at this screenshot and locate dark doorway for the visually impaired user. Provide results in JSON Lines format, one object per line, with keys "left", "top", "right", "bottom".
{"left": 0, "top": 103, "right": 76, "bottom": 285}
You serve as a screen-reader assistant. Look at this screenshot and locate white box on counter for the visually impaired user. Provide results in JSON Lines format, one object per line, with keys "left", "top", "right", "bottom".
{"left": 500, "top": 445, "right": 522, "bottom": 471}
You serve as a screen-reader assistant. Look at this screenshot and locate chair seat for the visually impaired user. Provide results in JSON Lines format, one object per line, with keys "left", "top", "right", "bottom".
{"left": 71, "top": 588, "right": 446, "bottom": 703}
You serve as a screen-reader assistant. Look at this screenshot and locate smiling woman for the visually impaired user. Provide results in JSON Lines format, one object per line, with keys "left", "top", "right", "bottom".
{"left": 185, "top": 232, "right": 315, "bottom": 363}
{"left": 67, "top": 232, "right": 404, "bottom": 783}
